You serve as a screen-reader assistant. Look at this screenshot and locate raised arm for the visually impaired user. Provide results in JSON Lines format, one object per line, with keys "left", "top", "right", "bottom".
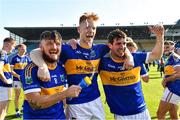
{"left": 147, "top": 25, "right": 164, "bottom": 63}
{"left": 30, "top": 48, "right": 50, "bottom": 81}
{"left": 25, "top": 85, "right": 81, "bottom": 110}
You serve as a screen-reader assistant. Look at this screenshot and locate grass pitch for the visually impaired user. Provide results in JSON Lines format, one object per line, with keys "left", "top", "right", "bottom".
{"left": 6, "top": 65, "right": 171, "bottom": 120}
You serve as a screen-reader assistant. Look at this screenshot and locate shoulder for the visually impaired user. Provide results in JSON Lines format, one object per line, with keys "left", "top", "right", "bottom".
{"left": 12, "top": 54, "right": 18, "bottom": 60}
{"left": 62, "top": 43, "right": 72, "bottom": 49}
{"left": 172, "top": 53, "right": 180, "bottom": 60}
{"left": 101, "top": 52, "right": 111, "bottom": 61}
{"left": 25, "top": 62, "right": 38, "bottom": 75}
{"left": 133, "top": 52, "right": 147, "bottom": 58}
{"left": 94, "top": 44, "right": 108, "bottom": 49}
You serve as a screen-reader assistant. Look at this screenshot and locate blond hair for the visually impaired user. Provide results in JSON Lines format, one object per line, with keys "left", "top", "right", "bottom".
{"left": 79, "top": 12, "right": 99, "bottom": 24}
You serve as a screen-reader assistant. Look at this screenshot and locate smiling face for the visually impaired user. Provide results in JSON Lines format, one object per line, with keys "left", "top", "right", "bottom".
{"left": 3, "top": 38, "right": 16, "bottom": 54}
{"left": 41, "top": 39, "right": 61, "bottom": 63}
{"left": 40, "top": 31, "right": 62, "bottom": 64}
{"left": 108, "top": 37, "right": 126, "bottom": 59}
{"left": 18, "top": 44, "right": 27, "bottom": 55}
{"left": 107, "top": 29, "right": 127, "bottom": 60}
{"left": 77, "top": 12, "right": 99, "bottom": 47}
{"left": 78, "top": 19, "right": 97, "bottom": 45}
{"left": 164, "top": 41, "right": 175, "bottom": 56}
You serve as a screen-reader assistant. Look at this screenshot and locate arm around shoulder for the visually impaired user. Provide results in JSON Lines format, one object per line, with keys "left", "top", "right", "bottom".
{"left": 30, "top": 48, "right": 50, "bottom": 81}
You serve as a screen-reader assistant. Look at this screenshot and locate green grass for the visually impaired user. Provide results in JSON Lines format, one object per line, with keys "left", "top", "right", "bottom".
{"left": 6, "top": 65, "right": 174, "bottom": 120}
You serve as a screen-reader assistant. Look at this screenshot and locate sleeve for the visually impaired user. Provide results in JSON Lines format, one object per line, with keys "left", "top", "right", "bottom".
{"left": 11, "top": 56, "right": 16, "bottom": 66}
{"left": 98, "top": 44, "right": 110, "bottom": 57}
{"left": 134, "top": 52, "right": 148, "bottom": 64}
{"left": 174, "top": 59, "right": 180, "bottom": 68}
{"left": 140, "top": 64, "right": 148, "bottom": 76}
{"left": 8, "top": 51, "right": 18, "bottom": 63}
{"left": 21, "top": 63, "right": 41, "bottom": 94}
{"left": 27, "top": 56, "right": 32, "bottom": 63}
{"left": 60, "top": 44, "right": 68, "bottom": 64}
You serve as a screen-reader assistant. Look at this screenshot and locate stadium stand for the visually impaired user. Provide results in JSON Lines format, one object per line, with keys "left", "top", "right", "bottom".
{"left": 4, "top": 20, "right": 180, "bottom": 52}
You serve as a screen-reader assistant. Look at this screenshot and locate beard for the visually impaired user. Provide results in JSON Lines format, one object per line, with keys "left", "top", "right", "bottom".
{"left": 42, "top": 50, "right": 59, "bottom": 63}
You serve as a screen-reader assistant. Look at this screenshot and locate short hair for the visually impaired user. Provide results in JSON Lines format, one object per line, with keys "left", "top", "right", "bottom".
{"left": 126, "top": 37, "right": 133, "bottom": 42}
{"left": 168, "top": 41, "right": 175, "bottom": 46}
{"left": 40, "top": 31, "right": 62, "bottom": 43}
{"left": 17, "top": 43, "right": 26, "bottom": 48}
{"left": 164, "top": 40, "right": 175, "bottom": 46}
{"left": 126, "top": 41, "right": 138, "bottom": 49}
{"left": 3, "top": 37, "right": 16, "bottom": 44}
{"left": 79, "top": 12, "right": 99, "bottom": 24}
{"left": 107, "top": 29, "right": 127, "bottom": 44}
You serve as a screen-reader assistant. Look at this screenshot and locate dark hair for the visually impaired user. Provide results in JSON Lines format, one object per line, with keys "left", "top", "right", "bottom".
{"left": 107, "top": 29, "right": 127, "bottom": 44}
{"left": 164, "top": 40, "right": 175, "bottom": 46}
{"left": 17, "top": 43, "right": 26, "bottom": 48}
{"left": 168, "top": 41, "right": 175, "bottom": 46}
{"left": 164, "top": 41, "right": 170, "bottom": 45}
{"left": 40, "top": 31, "right": 62, "bottom": 42}
{"left": 79, "top": 12, "right": 99, "bottom": 24}
{"left": 3, "top": 37, "right": 15, "bottom": 43}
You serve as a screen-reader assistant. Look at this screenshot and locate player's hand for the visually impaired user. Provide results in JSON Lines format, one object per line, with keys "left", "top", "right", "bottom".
{"left": 148, "top": 24, "right": 164, "bottom": 37}
{"left": 17, "top": 75, "right": 21, "bottom": 80}
{"left": 67, "top": 38, "right": 78, "bottom": 49}
{"left": 66, "top": 85, "right": 82, "bottom": 98}
{"left": 2, "top": 78, "right": 12, "bottom": 84}
{"left": 37, "top": 66, "right": 50, "bottom": 82}
{"left": 123, "top": 58, "right": 134, "bottom": 70}
{"left": 162, "top": 78, "right": 167, "bottom": 88}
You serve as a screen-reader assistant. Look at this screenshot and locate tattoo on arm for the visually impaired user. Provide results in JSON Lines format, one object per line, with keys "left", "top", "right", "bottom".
{"left": 29, "top": 100, "right": 42, "bottom": 110}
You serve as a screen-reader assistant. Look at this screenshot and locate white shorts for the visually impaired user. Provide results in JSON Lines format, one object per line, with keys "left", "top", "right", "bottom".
{"left": 161, "top": 88, "right": 180, "bottom": 105}
{"left": 66, "top": 97, "right": 105, "bottom": 120}
{"left": 13, "top": 81, "right": 22, "bottom": 89}
{"left": 0, "top": 87, "right": 13, "bottom": 101}
{"left": 114, "top": 109, "right": 151, "bottom": 120}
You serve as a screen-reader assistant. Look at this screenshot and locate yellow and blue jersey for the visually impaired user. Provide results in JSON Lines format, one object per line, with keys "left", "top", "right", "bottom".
{"left": 11, "top": 54, "right": 31, "bottom": 81}
{"left": 164, "top": 52, "right": 180, "bottom": 96}
{"left": 0, "top": 50, "right": 12, "bottom": 87}
{"left": 60, "top": 43, "right": 109, "bottom": 104}
{"left": 99, "top": 52, "right": 148, "bottom": 115}
{"left": 21, "top": 62, "right": 67, "bottom": 119}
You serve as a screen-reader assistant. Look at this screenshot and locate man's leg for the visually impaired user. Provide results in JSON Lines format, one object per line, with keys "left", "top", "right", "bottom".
{"left": 157, "top": 100, "right": 171, "bottom": 120}
{"left": 0, "top": 100, "right": 10, "bottom": 120}
{"left": 169, "top": 103, "right": 179, "bottom": 120}
{"left": 157, "top": 88, "right": 180, "bottom": 120}
{"left": 0, "top": 87, "right": 12, "bottom": 120}
{"left": 14, "top": 88, "right": 21, "bottom": 117}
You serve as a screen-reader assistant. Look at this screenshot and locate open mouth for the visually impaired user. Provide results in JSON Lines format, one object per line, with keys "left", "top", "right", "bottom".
{"left": 86, "top": 34, "right": 94, "bottom": 38}
{"left": 49, "top": 50, "right": 58, "bottom": 54}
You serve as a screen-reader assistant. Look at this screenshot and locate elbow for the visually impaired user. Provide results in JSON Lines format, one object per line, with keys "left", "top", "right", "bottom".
{"left": 27, "top": 99, "right": 44, "bottom": 110}
{"left": 151, "top": 51, "right": 163, "bottom": 60}
{"left": 156, "top": 55, "right": 162, "bottom": 60}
